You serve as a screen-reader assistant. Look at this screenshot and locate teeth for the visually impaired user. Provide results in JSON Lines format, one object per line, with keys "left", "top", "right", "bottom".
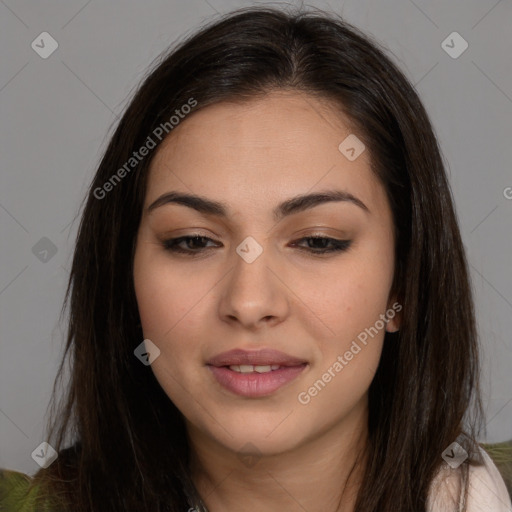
{"left": 254, "top": 365, "right": 271, "bottom": 373}
{"left": 229, "top": 364, "right": 282, "bottom": 373}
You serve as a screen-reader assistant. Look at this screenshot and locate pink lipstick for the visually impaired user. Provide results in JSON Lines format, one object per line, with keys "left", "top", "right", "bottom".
{"left": 207, "top": 348, "right": 308, "bottom": 397}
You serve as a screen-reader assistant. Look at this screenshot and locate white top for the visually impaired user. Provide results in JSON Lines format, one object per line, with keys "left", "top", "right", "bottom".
{"left": 427, "top": 447, "right": 512, "bottom": 512}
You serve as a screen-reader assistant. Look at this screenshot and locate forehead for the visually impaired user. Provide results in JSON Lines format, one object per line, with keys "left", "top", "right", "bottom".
{"left": 145, "top": 90, "right": 384, "bottom": 217}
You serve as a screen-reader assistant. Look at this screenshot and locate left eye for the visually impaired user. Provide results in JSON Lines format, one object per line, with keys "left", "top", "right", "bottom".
{"left": 292, "top": 236, "right": 352, "bottom": 254}
{"left": 161, "top": 235, "right": 351, "bottom": 255}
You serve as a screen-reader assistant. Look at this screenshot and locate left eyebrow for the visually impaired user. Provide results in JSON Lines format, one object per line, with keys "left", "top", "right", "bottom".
{"left": 146, "top": 189, "right": 370, "bottom": 221}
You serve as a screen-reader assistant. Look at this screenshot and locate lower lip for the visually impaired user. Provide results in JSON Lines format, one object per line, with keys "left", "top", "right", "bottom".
{"left": 208, "top": 364, "right": 307, "bottom": 397}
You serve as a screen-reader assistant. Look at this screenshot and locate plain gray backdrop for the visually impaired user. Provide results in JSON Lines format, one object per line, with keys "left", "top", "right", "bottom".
{"left": 1, "top": 0, "right": 511, "bottom": 475}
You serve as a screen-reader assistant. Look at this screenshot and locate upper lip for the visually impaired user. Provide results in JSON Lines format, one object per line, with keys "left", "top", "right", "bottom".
{"left": 207, "top": 348, "right": 307, "bottom": 367}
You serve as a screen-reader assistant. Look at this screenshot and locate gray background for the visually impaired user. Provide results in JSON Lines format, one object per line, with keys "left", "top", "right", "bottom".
{"left": 1, "top": 0, "right": 511, "bottom": 475}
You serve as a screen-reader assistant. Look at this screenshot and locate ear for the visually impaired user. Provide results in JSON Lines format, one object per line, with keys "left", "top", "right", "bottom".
{"left": 385, "top": 298, "right": 402, "bottom": 333}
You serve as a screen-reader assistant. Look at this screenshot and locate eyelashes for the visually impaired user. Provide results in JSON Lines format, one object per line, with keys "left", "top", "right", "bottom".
{"left": 161, "top": 234, "right": 352, "bottom": 256}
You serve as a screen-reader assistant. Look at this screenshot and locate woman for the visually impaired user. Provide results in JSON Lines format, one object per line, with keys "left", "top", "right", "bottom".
{"left": 1, "top": 6, "right": 511, "bottom": 511}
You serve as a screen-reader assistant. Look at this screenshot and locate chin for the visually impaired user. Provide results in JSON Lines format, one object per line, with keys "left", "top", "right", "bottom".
{"left": 221, "top": 428, "right": 304, "bottom": 457}
{"left": 192, "top": 406, "right": 314, "bottom": 456}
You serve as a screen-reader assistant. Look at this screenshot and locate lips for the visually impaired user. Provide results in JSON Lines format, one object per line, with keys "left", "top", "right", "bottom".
{"left": 206, "top": 348, "right": 308, "bottom": 397}
{"left": 207, "top": 348, "right": 307, "bottom": 367}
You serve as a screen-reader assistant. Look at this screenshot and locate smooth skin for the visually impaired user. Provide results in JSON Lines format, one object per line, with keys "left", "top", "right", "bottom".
{"left": 133, "top": 90, "right": 400, "bottom": 512}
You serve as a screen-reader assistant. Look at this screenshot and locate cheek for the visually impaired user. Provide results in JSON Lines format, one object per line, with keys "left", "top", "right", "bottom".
{"left": 134, "top": 244, "right": 205, "bottom": 342}
{"left": 133, "top": 242, "right": 223, "bottom": 402}
{"left": 133, "top": 246, "right": 206, "bottom": 409}
{"left": 296, "top": 263, "right": 391, "bottom": 417}
{"left": 305, "top": 253, "right": 394, "bottom": 346}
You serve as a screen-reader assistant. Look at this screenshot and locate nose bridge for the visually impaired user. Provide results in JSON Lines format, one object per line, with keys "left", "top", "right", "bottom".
{"left": 230, "top": 234, "right": 276, "bottom": 300}
{"left": 219, "top": 234, "right": 288, "bottom": 326}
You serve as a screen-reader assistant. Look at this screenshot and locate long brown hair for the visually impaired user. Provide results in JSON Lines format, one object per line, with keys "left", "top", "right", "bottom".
{"left": 32, "top": 6, "right": 484, "bottom": 511}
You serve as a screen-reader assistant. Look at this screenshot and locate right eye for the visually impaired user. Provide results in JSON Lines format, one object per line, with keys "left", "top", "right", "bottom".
{"left": 161, "top": 235, "right": 220, "bottom": 255}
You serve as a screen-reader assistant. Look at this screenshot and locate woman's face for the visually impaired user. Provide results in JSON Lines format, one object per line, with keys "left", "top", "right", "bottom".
{"left": 133, "top": 90, "right": 399, "bottom": 456}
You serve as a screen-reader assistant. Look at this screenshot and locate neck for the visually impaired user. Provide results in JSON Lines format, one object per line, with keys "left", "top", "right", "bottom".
{"left": 188, "top": 402, "right": 369, "bottom": 512}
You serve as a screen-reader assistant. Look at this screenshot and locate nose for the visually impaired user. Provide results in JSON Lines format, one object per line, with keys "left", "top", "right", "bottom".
{"left": 218, "top": 243, "right": 290, "bottom": 331}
